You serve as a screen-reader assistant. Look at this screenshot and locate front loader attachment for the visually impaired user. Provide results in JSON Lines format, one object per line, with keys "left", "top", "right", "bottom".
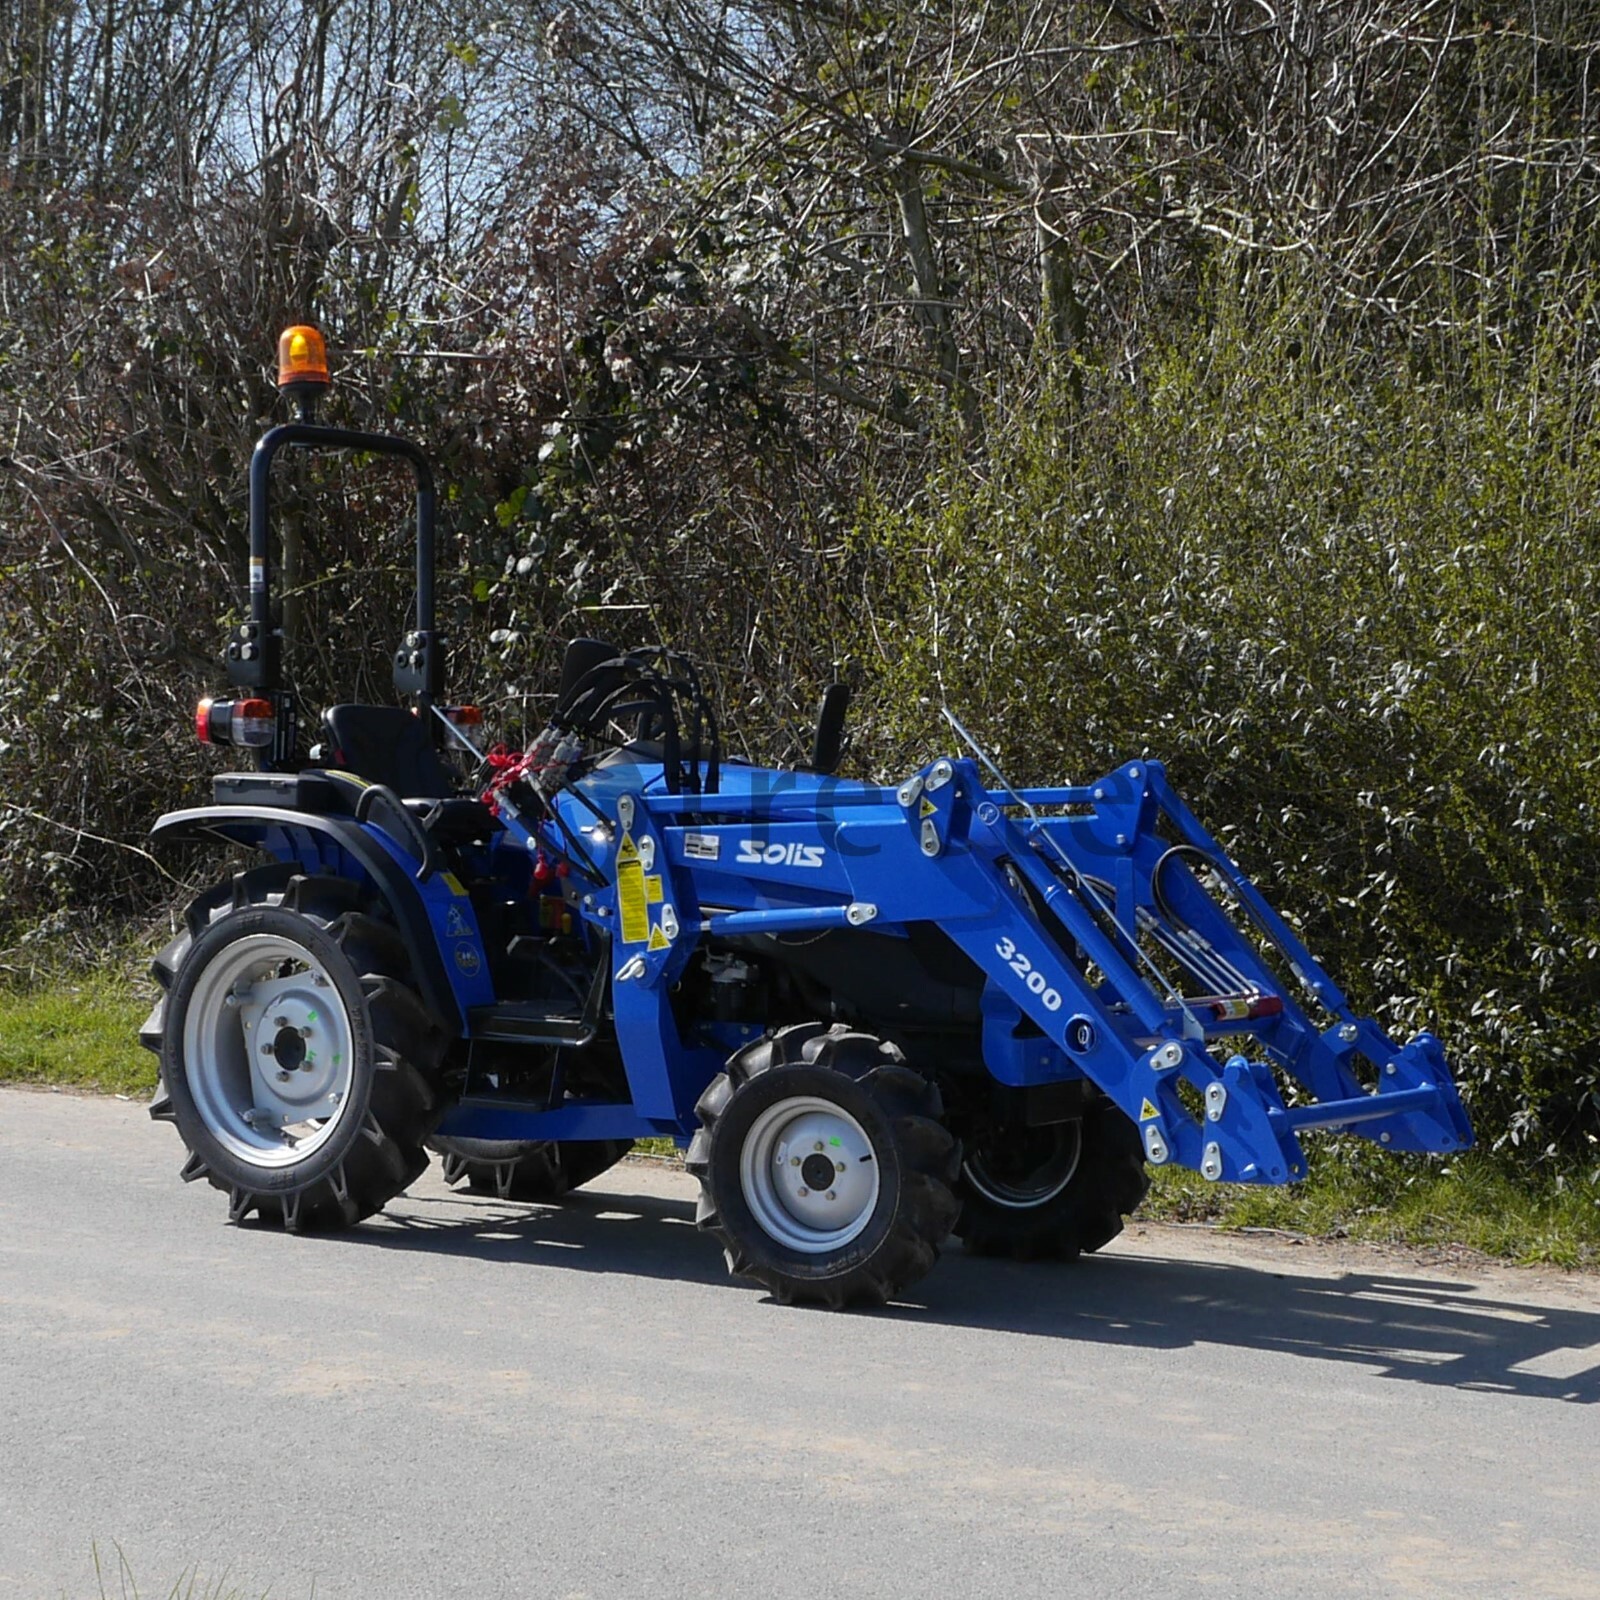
{"left": 903, "top": 735, "right": 1474, "bottom": 1186}
{"left": 620, "top": 733, "right": 1473, "bottom": 1189}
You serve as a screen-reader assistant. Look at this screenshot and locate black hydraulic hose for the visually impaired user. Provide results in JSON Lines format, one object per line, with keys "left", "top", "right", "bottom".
{"left": 551, "top": 645, "right": 720, "bottom": 793}
{"left": 554, "top": 651, "right": 653, "bottom": 727}
{"left": 527, "top": 787, "right": 605, "bottom": 885}
{"left": 574, "top": 674, "right": 684, "bottom": 794}
{"left": 659, "top": 648, "right": 720, "bottom": 793}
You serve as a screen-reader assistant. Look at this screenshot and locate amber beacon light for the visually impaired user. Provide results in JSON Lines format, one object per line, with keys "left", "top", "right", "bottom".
{"left": 276, "top": 323, "right": 331, "bottom": 404}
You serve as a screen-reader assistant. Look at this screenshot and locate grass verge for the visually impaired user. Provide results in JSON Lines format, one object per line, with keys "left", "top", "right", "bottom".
{"left": 4, "top": 975, "right": 1595, "bottom": 1271}
{"left": 1142, "top": 1151, "right": 1600, "bottom": 1270}
{"left": 0, "top": 974, "right": 154, "bottom": 1097}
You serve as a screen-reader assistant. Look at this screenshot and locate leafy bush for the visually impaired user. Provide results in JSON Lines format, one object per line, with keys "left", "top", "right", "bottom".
{"left": 860, "top": 274, "right": 1600, "bottom": 1167}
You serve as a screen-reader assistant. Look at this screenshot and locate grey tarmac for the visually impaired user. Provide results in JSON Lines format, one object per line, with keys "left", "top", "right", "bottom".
{"left": 1, "top": 1086, "right": 1597, "bottom": 1600}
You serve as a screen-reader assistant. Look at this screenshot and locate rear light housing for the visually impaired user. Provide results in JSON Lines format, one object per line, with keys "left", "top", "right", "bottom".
{"left": 195, "top": 696, "right": 275, "bottom": 748}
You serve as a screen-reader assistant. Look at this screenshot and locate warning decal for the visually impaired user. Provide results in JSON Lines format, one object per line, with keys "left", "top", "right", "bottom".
{"left": 647, "top": 924, "right": 671, "bottom": 951}
{"left": 644, "top": 874, "right": 664, "bottom": 904}
{"left": 616, "top": 836, "right": 650, "bottom": 944}
{"left": 1139, "top": 1098, "right": 1160, "bottom": 1122}
{"left": 919, "top": 797, "right": 937, "bottom": 818}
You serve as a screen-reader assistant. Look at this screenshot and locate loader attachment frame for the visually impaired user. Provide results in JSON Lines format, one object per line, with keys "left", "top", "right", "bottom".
{"left": 577, "top": 750, "right": 1472, "bottom": 1186}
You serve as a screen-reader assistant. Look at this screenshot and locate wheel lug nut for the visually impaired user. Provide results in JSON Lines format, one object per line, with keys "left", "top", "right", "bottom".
{"left": 274, "top": 1016, "right": 289, "bottom": 1029}
{"left": 835, "top": 1160, "right": 846, "bottom": 1173}
{"left": 797, "top": 1187, "right": 809, "bottom": 1197}
{"left": 813, "top": 1141, "right": 825, "bottom": 1152}
{"left": 276, "top": 1071, "right": 291, "bottom": 1084}
{"left": 790, "top": 1156, "right": 800, "bottom": 1167}
{"left": 826, "top": 1190, "right": 836, "bottom": 1201}
{"left": 260, "top": 1042, "right": 275, "bottom": 1057}
{"left": 301, "top": 1026, "right": 313, "bottom": 1038}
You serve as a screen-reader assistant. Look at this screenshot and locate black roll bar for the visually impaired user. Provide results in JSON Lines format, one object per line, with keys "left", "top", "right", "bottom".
{"left": 227, "top": 420, "right": 441, "bottom": 711}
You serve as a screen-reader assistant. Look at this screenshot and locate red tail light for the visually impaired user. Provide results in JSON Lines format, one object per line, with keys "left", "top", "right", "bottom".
{"left": 195, "top": 696, "right": 275, "bottom": 748}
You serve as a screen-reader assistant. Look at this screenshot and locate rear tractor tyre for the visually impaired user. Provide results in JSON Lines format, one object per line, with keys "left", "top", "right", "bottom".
{"left": 954, "top": 1099, "right": 1148, "bottom": 1261}
{"left": 686, "top": 1022, "right": 960, "bottom": 1309}
{"left": 143, "top": 866, "right": 449, "bottom": 1232}
{"left": 557, "top": 1138, "right": 636, "bottom": 1190}
{"left": 427, "top": 1136, "right": 634, "bottom": 1200}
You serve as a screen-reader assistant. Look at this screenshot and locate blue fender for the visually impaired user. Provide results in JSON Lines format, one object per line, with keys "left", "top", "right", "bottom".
{"left": 149, "top": 805, "right": 483, "bottom": 1030}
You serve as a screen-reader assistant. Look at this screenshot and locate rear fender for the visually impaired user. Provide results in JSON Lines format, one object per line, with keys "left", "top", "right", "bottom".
{"left": 149, "top": 805, "right": 490, "bottom": 1029}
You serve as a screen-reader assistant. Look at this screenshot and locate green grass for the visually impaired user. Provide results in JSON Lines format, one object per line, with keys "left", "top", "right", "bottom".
{"left": 0, "top": 975, "right": 155, "bottom": 1096}
{"left": 632, "top": 1136, "right": 683, "bottom": 1160}
{"left": 1141, "top": 1150, "right": 1600, "bottom": 1270}
{"left": 80, "top": 1542, "right": 298, "bottom": 1600}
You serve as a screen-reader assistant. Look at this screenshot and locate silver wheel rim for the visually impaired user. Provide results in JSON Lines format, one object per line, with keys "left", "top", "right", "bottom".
{"left": 963, "top": 1122, "right": 1083, "bottom": 1210}
{"left": 181, "top": 932, "right": 357, "bottom": 1168}
{"left": 739, "top": 1095, "right": 881, "bottom": 1254}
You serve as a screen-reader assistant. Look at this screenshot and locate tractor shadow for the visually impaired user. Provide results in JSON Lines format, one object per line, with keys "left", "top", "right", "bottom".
{"left": 335, "top": 1177, "right": 736, "bottom": 1290}
{"left": 336, "top": 1174, "right": 1600, "bottom": 1405}
{"left": 909, "top": 1248, "right": 1600, "bottom": 1406}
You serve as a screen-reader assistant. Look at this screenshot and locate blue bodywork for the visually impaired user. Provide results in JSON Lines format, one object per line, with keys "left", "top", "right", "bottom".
{"left": 160, "top": 735, "right": 1473, "bottom": 1187}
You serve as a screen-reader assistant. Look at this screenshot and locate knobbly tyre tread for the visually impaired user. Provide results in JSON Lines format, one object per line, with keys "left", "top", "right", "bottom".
{"left": 142, "top": 866, "right": 450, "bottom": 1232}
{"left": 429, "top": 1137, "right": 566, "bottom": 1199}
{"left": 686, "top": 1021, "right": 960, "bottom": 1309}
{"left": 428, "top": 1136, "right": 635, "bottom": 1199}
{"left": 954, "top": 1099, "right": 1149, "bottom": 1261}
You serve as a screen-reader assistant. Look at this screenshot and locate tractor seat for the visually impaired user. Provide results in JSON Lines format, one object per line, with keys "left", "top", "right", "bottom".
{"left": 321, "top": 704, "right": 501, "bottom": 842}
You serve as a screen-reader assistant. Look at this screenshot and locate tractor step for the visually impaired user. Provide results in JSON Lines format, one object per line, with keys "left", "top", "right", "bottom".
{"left": 467, "top": 1002, "right": 593, "bottom": 1046}
{"left": 440, "top": 1097, "right": 653, "bottom": 1142}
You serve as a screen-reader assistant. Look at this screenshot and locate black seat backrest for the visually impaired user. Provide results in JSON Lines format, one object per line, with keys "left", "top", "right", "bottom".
{"left": 323, "top": 705, "right": 454, "bottom": 798}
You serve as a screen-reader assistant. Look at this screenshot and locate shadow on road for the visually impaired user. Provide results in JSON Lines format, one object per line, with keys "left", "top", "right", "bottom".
{"left": 325, "top": 1180, "right": 1600, "bottom": 1405}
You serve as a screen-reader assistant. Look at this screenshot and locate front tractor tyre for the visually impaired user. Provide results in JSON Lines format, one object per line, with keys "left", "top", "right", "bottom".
{"left": 953, "top": 1099, "right": 1149, "bottom": 1261}
{"left": 686, "top": 1023, "right": 960, "bottom": 1309}
{"left": 144, "top": 868, "right": 449, "bottom": 1231}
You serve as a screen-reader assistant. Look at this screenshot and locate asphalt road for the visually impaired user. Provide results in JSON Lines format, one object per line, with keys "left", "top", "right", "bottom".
{"left": 1, "top": 1087, "right": 1597, "bottom": 1600}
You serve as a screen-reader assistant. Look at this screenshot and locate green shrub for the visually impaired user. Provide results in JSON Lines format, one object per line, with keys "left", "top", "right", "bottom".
{"left": 860, "top": 272, "right": 1600, "bottom": 1168}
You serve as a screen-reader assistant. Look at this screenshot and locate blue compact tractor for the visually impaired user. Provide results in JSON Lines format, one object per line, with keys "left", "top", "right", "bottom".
{"left": 142, "top": 328, "right": 1474, "bottom": 1307}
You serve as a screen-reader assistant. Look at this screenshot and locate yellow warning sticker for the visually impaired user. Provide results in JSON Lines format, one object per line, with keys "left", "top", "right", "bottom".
{"left": 1139, "top": 1098, "right": 1160, "bottom": 1122}
{"left": 616, "top": 857, "right": 649, "bottom": 944}
{"left": 647, "top": 924, "right": 671, "bottom": 951}
{"left": 644, "top": 874, "right": 663, "bottom": 904}
{"left": 616, "top": 833, "right": 640, "bottom": 864}
{"left": 438, "top": 870, "right": 468, "bottom": 898}
{"left": 920, "top": 796, "right": 938, "bottom": 818}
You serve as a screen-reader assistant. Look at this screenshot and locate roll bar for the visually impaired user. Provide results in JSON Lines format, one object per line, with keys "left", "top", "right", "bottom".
{"left": 225, "top": 422, "right": 441, "bottom": 765}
